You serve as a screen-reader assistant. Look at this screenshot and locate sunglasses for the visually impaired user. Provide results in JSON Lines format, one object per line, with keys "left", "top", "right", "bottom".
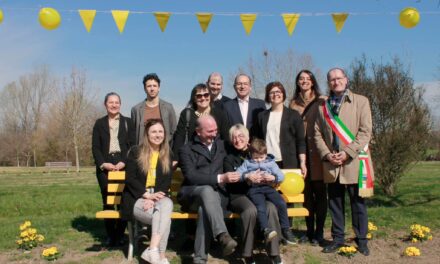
{"left": 195, "top": 93, "right": 210, "bottom": 99}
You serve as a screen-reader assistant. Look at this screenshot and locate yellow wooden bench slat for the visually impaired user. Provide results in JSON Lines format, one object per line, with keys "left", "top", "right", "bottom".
{"left": 108, "top": 183, "right": 125, "bottom": 192}
{"left": 96, "top": 210, "right": 121, "bottom": 219}
{"left": 106, "top": 195, "right": 121, "bottom": 205}
{"left": 108, "top": 171, "right": 126, "bottom": 180}
{"left": 281, "top": 193, "right": 304, "bottom": 203}
{"left": 287, "top": 207, "right": 309, "bottom": 217}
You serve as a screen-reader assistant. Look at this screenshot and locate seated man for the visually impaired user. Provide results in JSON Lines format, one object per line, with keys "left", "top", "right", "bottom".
{"left": 177, "top": 115, "right": 240, "bottom": 264}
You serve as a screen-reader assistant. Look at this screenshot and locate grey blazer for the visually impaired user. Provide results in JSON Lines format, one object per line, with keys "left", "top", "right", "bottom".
{"left": 130, "top": 98, "right": 177, "bottom": 145}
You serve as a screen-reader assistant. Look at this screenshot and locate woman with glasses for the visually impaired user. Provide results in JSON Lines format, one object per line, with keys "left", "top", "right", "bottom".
{"left": 172, "top": 83, "right": 230, "bottom": 158}
{"left": 252, "top": 81, "right": 306, "bottom": 173}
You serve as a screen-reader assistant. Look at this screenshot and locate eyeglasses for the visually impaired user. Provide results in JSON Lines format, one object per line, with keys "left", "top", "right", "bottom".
{"left": 269, "top": 90, "right": 282, "bottom": 96}
{"left": 195, "top": 93, "right": 210, "bottom": 99}
{"left": 328, "top": 77, "right": 346, "bottom": 83}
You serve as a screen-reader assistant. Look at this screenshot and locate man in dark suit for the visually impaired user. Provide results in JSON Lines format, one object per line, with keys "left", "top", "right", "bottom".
{"left": 177, "top": 115, "right": 240, "bottom": 264}
{"left": 207, "top": 72, "right": 231, "bottom": 110}
{"left": 224, "top": 74, "right": 266, "bottom": 131}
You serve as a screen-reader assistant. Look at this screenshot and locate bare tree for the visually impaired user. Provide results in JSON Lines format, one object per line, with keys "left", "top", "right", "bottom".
{"left": 0, "top": 66, "right": 56, "bottom": 166}
{"left": 349, "top": 55, "right": 431, "bottom": 196}
{"left": 231, "top": 48, "right": 323, "bottom": 100}
{"left": 56, "top": 67, "right": 99, "bottom": 172}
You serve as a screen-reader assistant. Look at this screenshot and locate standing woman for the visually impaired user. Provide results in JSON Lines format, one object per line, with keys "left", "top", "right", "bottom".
{"left": 92, "top": 92, "right": 135, "bottom": 247}
{"left": 172, "top": 83, "right": 230, "bottom": 158}
{"left": 252, "top": 82, "right": 307, "bottom": 173}
{"left": 121, "top": 119, "right": 173, "bottom": 264}
{"left": 290, "top": 70, "right": 327, "bottom": 245}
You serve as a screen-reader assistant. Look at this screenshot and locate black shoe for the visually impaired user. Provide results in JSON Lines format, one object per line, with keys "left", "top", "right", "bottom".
{"left": 218, "top": 232, "right": 237, "bottom": 256}
{"left": 263, "top": 228, "right": 278, "bottom": 243}
{"left": 310, "top": 238, "right": 319, "bottom": 246}
{"left": 322, "top": 242, "right": 344, "bottom": 253}
{"left": 358, "top": 245, "right": 370, "bottom": 256}
{"left": 282, "top": 228, "right": 297, "bottom": 245}
{"left": 244, "top": 256, "right": 256, "bottom": 264}
{"left": 298, "top": 235, "right": 310, "bottom": 244}
{"left": 271, "top": 255, "right": 283, "bottom": 264}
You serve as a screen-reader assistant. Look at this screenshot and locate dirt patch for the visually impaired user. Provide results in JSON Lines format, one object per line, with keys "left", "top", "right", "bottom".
{"left": 1, "top": 231, "right": 438, "bottom": 263}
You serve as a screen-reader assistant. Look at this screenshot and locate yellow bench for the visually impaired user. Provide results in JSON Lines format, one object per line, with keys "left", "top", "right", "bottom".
{"left": 96, "top": 169, "right": 308, "bottom": 260}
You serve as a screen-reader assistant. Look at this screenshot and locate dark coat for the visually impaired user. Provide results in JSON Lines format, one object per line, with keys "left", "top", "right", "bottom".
{"left": 223, "top": 149, "right": 251, "bottom": 199}
{"left": 252, "top": 107, "right": 306, "bottom": 169}
{"left": 223, "top": 97, "right": 266, "bottom": 131}
{"left": 177, "top": 136, "right": 227, "bottom": 211}
{"left": 92, "top": 114, "right": 135, "bottom": 170}
{"left": 121, "top": 146, "right": 173, "bottom": 221}
{"left": 172, "top": 106, "right": 230, "bottom": 160}
{"left": 213, "top": 95, "right": 232, "bottom": 110}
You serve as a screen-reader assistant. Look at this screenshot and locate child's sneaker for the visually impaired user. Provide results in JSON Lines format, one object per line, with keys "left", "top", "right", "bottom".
{"left": 141, "top": 247, "right": 160, "bottom": 264}
{"left": 263, "top": 228, "right": 278, "bottom": 243}
{"left": 282, "top": 228, "right": 297, "bottom": 245}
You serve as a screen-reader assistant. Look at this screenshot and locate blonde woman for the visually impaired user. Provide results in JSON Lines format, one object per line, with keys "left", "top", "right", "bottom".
{"left": 122, "top": 119, "right": 173, "bottom": 264}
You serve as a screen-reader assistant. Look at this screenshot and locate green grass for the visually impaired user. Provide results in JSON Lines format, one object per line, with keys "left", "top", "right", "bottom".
{"left": 1, "top": 162, "right": 439, "bottom": 262}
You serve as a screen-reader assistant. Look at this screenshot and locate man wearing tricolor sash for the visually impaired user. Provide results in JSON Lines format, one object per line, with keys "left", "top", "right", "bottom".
{"left": 314, "top": 68, "right": 374, "bottom": 256}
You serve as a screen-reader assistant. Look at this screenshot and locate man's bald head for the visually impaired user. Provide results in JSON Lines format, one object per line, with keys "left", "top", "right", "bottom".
{"left": 196, "top": 115, "right": 218, "bottom": 145}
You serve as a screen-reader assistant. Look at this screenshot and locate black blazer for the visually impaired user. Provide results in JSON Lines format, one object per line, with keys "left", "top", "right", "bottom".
{"left": 121, "top": 146, "right": 173, "bottom": 220}
{"left": 92, "top": 115, "right": 135, "bottom": 169}
{"left": 213, "top": 95, "right": 231, "bottom": 110}
{"left": 252, "top": 107, "right": 306, "bottom": 169}
{"left": 177, "top": 136, "right": 227, "bottom": 211}
{"left": 223, "top": 149, "right": 251, "bottom": 198}
{"left": 172, "top": 106, "right": 230, "bottom": 160}
{"left": 223, "top": 97, "right": 266, "bottom": 131}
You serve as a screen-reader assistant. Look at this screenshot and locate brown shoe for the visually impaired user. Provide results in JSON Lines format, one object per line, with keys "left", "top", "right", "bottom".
{"left": 218, "top": 232, "right": 237, "bottom": 256}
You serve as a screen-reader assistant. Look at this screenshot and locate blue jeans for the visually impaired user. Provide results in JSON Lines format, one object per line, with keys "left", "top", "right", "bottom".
{"left": 248, "top": 185, "right": 290, "bottom": 231}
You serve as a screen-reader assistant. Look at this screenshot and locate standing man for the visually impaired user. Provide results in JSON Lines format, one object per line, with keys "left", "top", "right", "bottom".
{"left": 131, "top": 73, "right": 177, "bottom": 145}
{"left": 223, "top": 74, "right": 266, "bottom": 132}
{"left": 314, "top": 68, "right": 374, "bottom": 256}
{"left": 207, "top": 72, "right": 231, "bottom": 109}
{"left": 177, "top": 115, "right": 239, "bottom": 264}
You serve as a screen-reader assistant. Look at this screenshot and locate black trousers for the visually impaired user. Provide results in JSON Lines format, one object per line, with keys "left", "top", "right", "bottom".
{"left": 96, "top": 153, "right": 127, "bottom": 243}
{"left": 303, "top": 178, "right": 327, "bottom": 240}
{"left": 327, "top": 180, "right": 368, "bottom": 247}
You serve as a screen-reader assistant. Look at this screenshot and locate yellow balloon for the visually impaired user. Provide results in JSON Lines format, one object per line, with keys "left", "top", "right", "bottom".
{"left": 0, "top": 9, "right": 4, "bottom": 24}
{"left": 39, "top": 7, "right": 61, "bottom": 30}
{"left": 279, "top": 172, "right": 305, "bottom": 196}
{"left": 399, "top": 7, "right": 420, "bottom": 29}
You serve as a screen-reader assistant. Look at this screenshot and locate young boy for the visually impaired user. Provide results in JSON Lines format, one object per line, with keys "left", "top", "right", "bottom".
{"left": 236, "top": 138, "right": 296, "bottom": 244}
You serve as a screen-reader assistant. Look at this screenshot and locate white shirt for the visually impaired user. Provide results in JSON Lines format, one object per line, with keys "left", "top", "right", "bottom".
{"left": 238, "top": 96, "right": 250, "bottom": 127}
{"left": 266, "top": 111, "right": 282, "bottom": 161}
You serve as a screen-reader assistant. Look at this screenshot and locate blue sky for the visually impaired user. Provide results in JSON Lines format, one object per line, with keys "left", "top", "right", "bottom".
{"left": 0, "top": 0, "right": 439, "bottom": 116}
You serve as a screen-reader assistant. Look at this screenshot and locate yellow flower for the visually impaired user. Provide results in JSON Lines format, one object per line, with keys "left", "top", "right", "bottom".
{"left": 411, "top": 238, "right": 418, "bottom": 243}
{"left": 404, "top": 246, "right": 421, "bottom": 256}
{"left": 36, "top": 234, "right": 45, "bottom": 242}
{"left": 20, "top": 231, "right": 28, "bottom": 238}
{"left": 16, "top": 239, "right": 23, "bottom": 245}
{"left": 23, "top": 237, "right": 30, "bottom": 242}
{"left": 368, "top": 222, "right": 378, "bottom": 231}
{"left": 367, "top": 233, "right": 372, "bottom": 239}
{"left": 24, "top": 221, "right": 31, "bottom": 228}
{"left": 427, "top": 235, "right": 433, "bottom": 241}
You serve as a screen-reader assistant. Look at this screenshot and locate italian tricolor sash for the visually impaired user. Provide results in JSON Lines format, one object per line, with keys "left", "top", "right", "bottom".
{"left": 323, "top": 101, "right": 374, "bottom": 197}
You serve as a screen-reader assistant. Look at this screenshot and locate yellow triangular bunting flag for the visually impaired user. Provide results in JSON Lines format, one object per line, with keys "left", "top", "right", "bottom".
{"left": 282, "top": 13, "right": 300, "bottom": 36}
{"left": 332, "top": 13, "right": 349, "bottom": 33}
{"left": 111, "top": 10, "right": 129, "bottom": 34}
{"left": 196, "top": 13, "right": 213, "bottom": 33}
{"left": 154, "top": 12, "right": 171, "bottom": 32}
{"left": 78, "top": 10, "right": 96, "bottom": 32}
{"left": 240, "top": 14, "right": 257, "bottom": 35}
{"left": 0, "top": 9, "right": 4, "bottom": 24}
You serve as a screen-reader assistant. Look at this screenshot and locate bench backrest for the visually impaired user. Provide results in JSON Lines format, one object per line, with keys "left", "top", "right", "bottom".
{"left": 45, "top": 161, "right": 72, "bottom": 167}
{"left": 104, "top": 169, "right": 304, "bottom": 205}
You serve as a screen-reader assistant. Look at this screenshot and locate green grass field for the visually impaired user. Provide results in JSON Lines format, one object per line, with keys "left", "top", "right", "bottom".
{"left": 0, "top": 162, "right": 439, "bottom": 262}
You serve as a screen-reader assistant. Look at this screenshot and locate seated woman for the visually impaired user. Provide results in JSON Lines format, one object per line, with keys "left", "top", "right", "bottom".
{"left": 224, "top": 124, "right": 284, "bottom": 264}
{"left": 121, "top": 119, "right": 173, "bottom": 264}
